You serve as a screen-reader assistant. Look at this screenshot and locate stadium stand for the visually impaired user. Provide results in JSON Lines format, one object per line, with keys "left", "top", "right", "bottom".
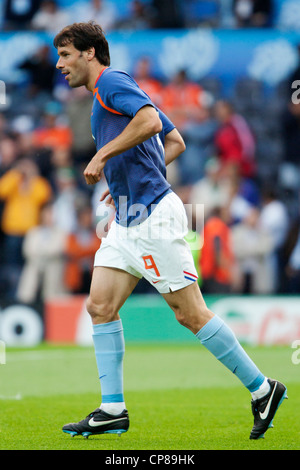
{"left": 0, "top": 0, "right": 300, "bottom": 303}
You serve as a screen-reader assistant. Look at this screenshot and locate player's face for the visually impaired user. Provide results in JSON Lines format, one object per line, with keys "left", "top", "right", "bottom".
{"left": 56, "top": 43, "right": 89, "bottom": 88}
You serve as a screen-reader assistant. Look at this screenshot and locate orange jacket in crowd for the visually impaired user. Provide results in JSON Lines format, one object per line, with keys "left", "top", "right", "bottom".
{"left": 32, "top": 125, "right": 72, "bottom": 151}
{"left": 200, "top": 215, "right": 234, "bottom": 285}
{"left": 64, "top": 232, "right": 101, "bottom": 292}
{"left": 161, "top": 80, "right": 205, "bottom": 129}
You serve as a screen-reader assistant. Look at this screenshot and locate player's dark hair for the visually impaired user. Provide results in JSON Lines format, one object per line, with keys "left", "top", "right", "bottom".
{"left": 53, "top": 21, "right": 110, "bottom": 66}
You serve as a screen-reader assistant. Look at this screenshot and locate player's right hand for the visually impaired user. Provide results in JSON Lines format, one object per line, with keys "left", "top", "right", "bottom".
{"left": 100, "top": 187, "right": 115, "bottom": 208}
{"left": 83, "top": 155, "right": 104, "bottom": 185}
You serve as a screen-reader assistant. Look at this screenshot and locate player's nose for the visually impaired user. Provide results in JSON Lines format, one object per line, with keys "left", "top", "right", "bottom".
{"left": 56, "top": 57, "right": 64, "bottom": 69}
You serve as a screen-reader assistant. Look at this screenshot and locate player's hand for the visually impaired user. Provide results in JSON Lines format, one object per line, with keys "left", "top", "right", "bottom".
{"left": 83, "top": 156, "right": 104, "bottom": 185}
{"left": 100, "top": 187, "right": 115, "bottom": 208}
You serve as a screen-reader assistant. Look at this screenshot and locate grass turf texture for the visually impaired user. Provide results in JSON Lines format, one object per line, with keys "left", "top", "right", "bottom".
{"left": 0, "top": 343, "right": 299, "bottom": 450}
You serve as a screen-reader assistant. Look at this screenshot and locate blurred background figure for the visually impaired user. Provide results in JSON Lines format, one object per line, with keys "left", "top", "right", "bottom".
{"left": 189, "top": 157, "right": 230, "bottom": 220}
{"left": 134, "top": 56, "right": 163, "bottom": 107}
{"left": 30, "top": 0, "right": 70, "bottom": 32}
{"left": 64, "top": 204, "right": 100, "bottom": 294}
{"left": 178, "top": 105, "right": 217, "bottom": 187}
{"left": 115, "top": 0, "right": 155, "bottom": 30}
{"left": 259, "top": 187, "right": 290, "bottom": 292}
{"left": 150, "top": 0, "right": 184, "bottom": 28}
{"left": 68, "top": 0, "right": 117, "bottom": 31}
{"left": 32, "top": 101, "right": 72, "bottom": 153}
{"left": 233, "top": 0, "right": 273, "bottom": 28}
{"left": 161, "top": 69, "right": 207, "bottom": 132}
{"left": 3, "top": 0, "right": 42, "bottom": 30}
{"left": 284, "top": 214, "right": 300, "bottom": 294}
{"left": 51, "top": 167, "right": 88, "bottom": 234}
{"left": 18, "top": 45, "right": 57, "bottom": 99}
{"left": 231, "top": 207, "right": 274, "bottom": 294}
{"left": 214, "top": 99, "right": 256, "bottom": 179}
{"left": 0, "top": 135, "right": 19, "bottom": 177}
{"left": 17, "top": 201, "right": 67, "bottom": 303}
{"left": 64, "top": 87, "right": 95, "bottom": 167}
{"left": 0, "top": 158, "right": 52, "bottom": 299}
{"left": 200, "top": 206, "right": 236, "bottom": 294}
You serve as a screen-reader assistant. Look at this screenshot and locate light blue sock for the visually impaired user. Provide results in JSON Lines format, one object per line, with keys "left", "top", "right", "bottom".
{"left": 196, "top": 315, "right": 265, "bottom": 392}
{"left": 92, "top": 320, "right": 125, "bottom": 403}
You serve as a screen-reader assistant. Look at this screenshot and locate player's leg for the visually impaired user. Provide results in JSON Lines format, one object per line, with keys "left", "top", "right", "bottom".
{"left": 163, "top": 282, "right": 267, "bottom": 391}
{"left": 162, "top": 279, "right": 213, "bottom": 334}
{"left": 63, "top": 266, "right": 139, "bottom": 438}
{"left": 87, "top": 265, "right": 139, "bottom": 325}
{"left": 87, "top": 266, "right": 139, "bottom": 412}
{"left": 162, "top": 281, "right": 287, "bottom": 439}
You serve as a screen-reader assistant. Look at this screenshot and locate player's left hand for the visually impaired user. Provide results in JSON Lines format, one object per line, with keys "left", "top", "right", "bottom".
{"left": 83, "top": 155, "right": 104, "bottom": 185}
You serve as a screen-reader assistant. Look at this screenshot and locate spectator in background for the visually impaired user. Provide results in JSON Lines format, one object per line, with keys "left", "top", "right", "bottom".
{"left": 225, "top": 169, "right": 254, "bottom": 225}
{"left": 65, "top": 87, "right": 95, "bottom": 166}
{"left": 0, "top": 129, "right": 18, "bottom": 299}
{"left": 0, "top": 159, "right": 52, "bottom": 299}
{"left": 52, "top": 167, "right": 88, "bottom": 234}
{"left": 232, "top": 207, "right": 274, "bottom": 294}
{"left": 3, "top": 0, "right": 41, "bottom": 30}
{"left": 286, "top": 232, "right": 300, "bottom": 293}
{"left": 214, "top": 99, "right": 256, "bottom": 179}
{"left": 133, "top": 57, "right": 163, "bottom": 107}
{"left": 0, "top": 135, "right": 18, "bottom": 177}
{"left": 30, "top": 0, "right": 70, "bottom": 32}
{"left": 259, "top": 187, "right": 290, "bottom": 292}
{"left": 68, "top": 0, "right": 117, "bottom": 31}
{"left": 0, "top": 114, "right": 9, "bottom": 140}
{"left": 178, "top": 104, "right": 217, "bottom": 186}
{"left": 115, "top": 0, "right": 155, "bottom": 30}
{"left": 42, "top": 145, "right": 78, "bottom": 190}
{"left": 189, "top": 157, "right": 230, "bottom": 220}
{"left": 279, "top": 100, "right": 300, "bottom": 219}
{"left": 64, "top": 205, "right": 100, "bottom": 294}
{"left": 50, "top": 146, "right": 73, "bottom": 175}
{"left": 161, "top": 69, "right": 206, "bottom": 132}
{"left": 32, "top": 101, "right": 72, "bottom": 152}
{"left": 281, "top": 101, "right": 300, "bottom": 166}
{"left": 18, "top": 45, "right": 57, "bottom": 98}
{"left": 233, "top": 0, "right": 273, "bottom": 28}
{"left": 287, "top": 44, "right": 300, "bottom": 89}
{"left": 189, "top": 159, "right": 256, "bottom": 227}
{"left": 151, "top": 0, "right": 184, "bottom": 28}
{"left": 17, "top": 201, "right": 67, "bottom": 303}
{"left": 284, "top": 216, "right": 300, "bottom": 293}
{"left": 200, "top": 206, "right": 235, "bottom": 294}
{"left": 222, "top": 162, "right": 260, "bottom": 208}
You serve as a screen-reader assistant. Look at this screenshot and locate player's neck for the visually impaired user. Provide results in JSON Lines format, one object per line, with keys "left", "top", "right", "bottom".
{"left": 86, "top": 63, "right": 107, "bottom": 92}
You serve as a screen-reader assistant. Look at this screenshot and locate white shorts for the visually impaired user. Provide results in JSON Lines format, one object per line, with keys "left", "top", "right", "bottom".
{"left": 94, "top": 192, "right": 198, "bottom": 293}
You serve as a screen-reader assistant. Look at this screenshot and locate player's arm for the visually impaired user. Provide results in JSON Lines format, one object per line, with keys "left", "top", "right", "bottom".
{"left": 164, "top": 128, "right": 186, "bottom": 166}
{"left": 100, "top": 127, "right": 186, "bottom": 205}
{"left": 84, "top": 105, "right": 162, "bottom": 185}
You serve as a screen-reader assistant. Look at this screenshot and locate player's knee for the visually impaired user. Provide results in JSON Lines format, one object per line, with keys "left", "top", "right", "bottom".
{"left": 174, "top": 308, "right": 190, "bottom": 328}
{"left": 174, "top": 306, "right": 212, "bottom": 332}
{"left": 86, "top": 296, "right": 116, "bottom": 323}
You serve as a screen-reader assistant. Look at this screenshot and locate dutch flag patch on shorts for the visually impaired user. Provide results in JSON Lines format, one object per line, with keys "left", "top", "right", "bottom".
{"left": 183, "top": 271, "right": 198, "bottom": 282}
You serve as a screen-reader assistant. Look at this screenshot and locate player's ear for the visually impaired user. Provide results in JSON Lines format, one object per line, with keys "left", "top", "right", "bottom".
{"left": 85, "top": 47, "right": 96, "bottom": 61}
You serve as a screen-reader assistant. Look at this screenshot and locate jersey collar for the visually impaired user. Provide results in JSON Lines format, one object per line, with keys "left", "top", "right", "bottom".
{"left": 94, "top": 66, "right": 108, "bottom": 91}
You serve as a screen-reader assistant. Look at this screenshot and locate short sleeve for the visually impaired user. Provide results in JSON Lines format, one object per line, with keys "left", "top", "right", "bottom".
{"left": 100, "top": 70, "right": 154, "bottom": 117}
{"left": 158, "top": 108, "right": 175, "bottom": 137}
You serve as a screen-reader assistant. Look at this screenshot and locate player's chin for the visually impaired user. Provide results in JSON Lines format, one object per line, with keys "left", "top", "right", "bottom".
{"left": 68, "top": 80, "right": 80, "bottom": 88}
{"left": 68, "top": 77, "right": 84, "bottom": 88}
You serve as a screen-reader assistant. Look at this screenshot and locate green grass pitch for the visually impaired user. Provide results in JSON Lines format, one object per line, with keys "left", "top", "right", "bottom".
{"left": 0, "top": 343, "right": 299, "bottom": 450}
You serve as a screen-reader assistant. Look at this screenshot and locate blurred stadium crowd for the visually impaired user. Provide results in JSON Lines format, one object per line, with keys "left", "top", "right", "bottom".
{"left": 0, "top": 0, "right": 300, "bottom": 305}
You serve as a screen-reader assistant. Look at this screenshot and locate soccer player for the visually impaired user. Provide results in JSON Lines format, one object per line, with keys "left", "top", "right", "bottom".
{"left": 54, "top": 22, "right": 287, "bottom": 440}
